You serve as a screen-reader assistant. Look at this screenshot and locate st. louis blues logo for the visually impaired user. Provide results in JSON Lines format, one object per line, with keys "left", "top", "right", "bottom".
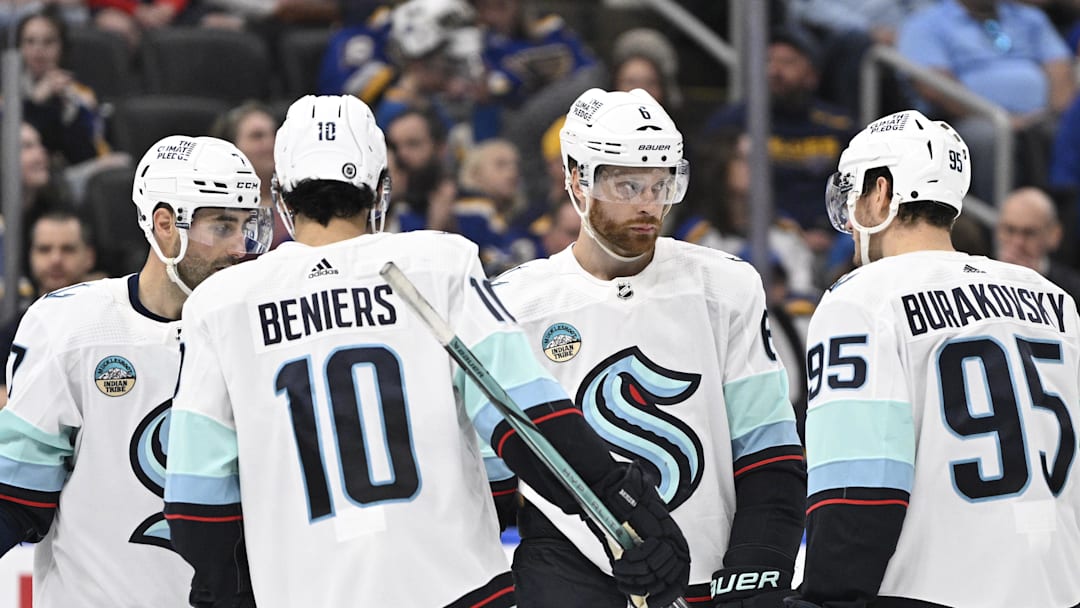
{"left": 576, "top": 347, "right": 703, "bottom": 509}
{"left": 128, "top": 400, "right": 174, "bottom": 550}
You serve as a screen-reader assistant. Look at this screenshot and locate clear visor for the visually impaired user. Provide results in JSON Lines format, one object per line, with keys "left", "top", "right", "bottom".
{"left": 188, "top": 206, "right": 274, "bottom": 256}
{"left": 824, "top": 171, "right": 856, "bottom": 234}
{"left": 590, "top": 160, "right": 689, "bottom": 205}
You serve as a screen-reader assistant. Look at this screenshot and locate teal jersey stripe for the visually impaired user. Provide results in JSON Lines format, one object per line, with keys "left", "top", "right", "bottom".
{"left": 470, "top": 376, "right": 568, "bottom": 443}
{"left": 0, "top": 409, "right": 74, "bottom": 466}
{"left": 455, "top": 331, "right": 562, "bottom": 420}
{"left": 166, "top": 410, "right": 239, "bottom": 477}
{"left": 731, "top": 420, "right": 802, "bottom": 461}
{"left": 724, "top": 369, "right": 795, "bottom": 439}
{"left": 484, "top": 455, "right": 515, "bottom": 482}
{"left": 808, "top": 458, "right": 915, "bottom": 494}
{"left": 0, "top": 454, "right": 67, "bottom": 492}
{"left": 165, "top": 472, "right": 241, "bottom": 505}
{"left": 806, "top": 399, "right": 915, "bottom": 466}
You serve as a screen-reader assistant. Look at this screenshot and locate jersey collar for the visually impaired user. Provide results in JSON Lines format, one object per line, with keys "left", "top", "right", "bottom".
{"left": 127, "top": 273, "right": 178, "bottom": 323}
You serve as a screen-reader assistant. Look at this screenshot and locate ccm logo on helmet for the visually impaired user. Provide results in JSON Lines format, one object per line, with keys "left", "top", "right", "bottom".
{"left": 236, "top": 181, "right": 259, "bottom": 189}
{"left": 638, "top": 144, "right": 671, "bottom": 151}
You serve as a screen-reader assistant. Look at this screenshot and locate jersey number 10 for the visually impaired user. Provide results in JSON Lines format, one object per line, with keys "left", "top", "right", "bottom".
{"left": 275, "top": 345, "right": 420, "bottom": 521}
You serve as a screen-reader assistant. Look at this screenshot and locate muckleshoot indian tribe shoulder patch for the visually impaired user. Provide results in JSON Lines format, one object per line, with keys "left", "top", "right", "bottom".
{"left": 95, "top": 356, "right": 136, "bottom": 396}
{"left": 542, "top": 323, "right": 581, "bottom": 363}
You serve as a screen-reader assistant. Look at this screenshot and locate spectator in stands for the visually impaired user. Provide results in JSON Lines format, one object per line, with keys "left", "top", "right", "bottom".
{"left": 1049, "top": 91, "right": 1080, "bottom": 244}
{"left": 317, "top": 4, "right": 395, "bottom": 103}
{"left": 535, "top": 198, "right": 579, "bottom": 257}
{"left": 18, "top": 121, "right": 72, "bottom": 233}
{"left": 88, "top": 0, "right": 199, "bottom": 48}
{"left": 210, "top": 101, "right": 291, "bottom": 249}
{"left": 995, "top": 186, "right": 1080, "bottom": 301}
{"left": 706, "top": 24, "right": 857, "bottom": 254}
{"left": 454, "top": 138, "right": 536, "bottom": 273}
{"left": 384, "top": 107, "right": 457, "bottom": 233}
{"left": 17, "top": 6, "right": 108, "bottom": 166}
{"left": 672, "top": 132, "right": 818, "bottom": 297}
{"left": 897, "top": 0, "right": 1074, "bottom": 201}
{"left": 610, "top": 28, "right": 682, "bottom": 112}
{"left": 0, "top": 209, "right": 96, "bottom": 408}
{"left": 375, "top": 0, "right": 477, "bottom": 130}
{"left": 472, "top": 0, "right": 595, "bottom": 110}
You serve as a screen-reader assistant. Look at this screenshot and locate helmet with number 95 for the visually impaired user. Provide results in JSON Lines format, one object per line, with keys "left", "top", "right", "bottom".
{"left": 825, "top": 109, "right": 970, "bottom": 236}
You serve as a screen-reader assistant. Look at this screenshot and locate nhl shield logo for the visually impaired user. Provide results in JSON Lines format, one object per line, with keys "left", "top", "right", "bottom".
{"left": 95, "top": 356, "right": 136, "bottom": 396}
{"left": 542, "top": 323, "right": 582, "bottom": 363}
{"left": 616, "top": 280, "right": 634, "bottom": 299}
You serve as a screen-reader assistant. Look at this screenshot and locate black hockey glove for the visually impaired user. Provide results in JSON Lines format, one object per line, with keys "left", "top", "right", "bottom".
{"left": 590, "top": 461, "right": 690, "bottom": 607}
{"left": 711, "top": 566, "right": 794, "bottom": 607}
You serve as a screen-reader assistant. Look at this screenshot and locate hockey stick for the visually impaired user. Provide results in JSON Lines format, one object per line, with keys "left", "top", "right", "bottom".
{"left": 380, "top": 262, "right": 690, "bottom": 608}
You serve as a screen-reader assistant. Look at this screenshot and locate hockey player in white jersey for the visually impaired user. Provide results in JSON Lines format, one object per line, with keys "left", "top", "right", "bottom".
{"left": 0, "top": 135, "right": 272, "bottom": 606}
{"left": 788, "top": 110, "right": 1080, "bottom": 608}
{"left": 493, "top": 88, "right": 806, "bottom": 608}
{"left": 162, "top": 94, "right": 690, "bottom": 608}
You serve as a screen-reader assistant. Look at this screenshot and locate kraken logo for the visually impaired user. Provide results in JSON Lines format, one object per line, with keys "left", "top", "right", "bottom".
{"left": 128, "top": 400, "right": 174, "bottom": 550}
{"left": 577, "top": 347, "right": 703, "bottom": 509}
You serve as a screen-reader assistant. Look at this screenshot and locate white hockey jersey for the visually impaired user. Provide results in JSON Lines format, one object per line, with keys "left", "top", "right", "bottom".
{"left": 165, "top": 231, "right": 572, "bottom": 608}
{"left": 805, "top": 251, "right": 1080, "bottom": 607}
{"left": 494, "top": 238, "right": 801, "bottom": 589}
{"left": 0, "top": 276, "right": 191, "bottom": 607}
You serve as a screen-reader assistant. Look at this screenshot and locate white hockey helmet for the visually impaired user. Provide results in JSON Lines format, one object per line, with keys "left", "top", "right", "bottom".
{"left": 825, "top": 109, "right": 970, "bottom": 234}
{"left": 389, "top": 0, "right": 474, "bottom": 60}
{"left": 560, "top": 88, "right": 689, "bottom": 207}
{"left": 132, "top": 135, "right": 273, "bottom": 293}
{"left": 273, "top": 95, "right": 391, "bottom": 234}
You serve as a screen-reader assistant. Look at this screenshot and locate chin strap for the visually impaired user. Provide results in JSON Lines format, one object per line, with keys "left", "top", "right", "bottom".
{"left": 849, "top": 193, "right": 901, "bottom": 266}
{"left": 567, "top": 189, "right": 648, "bottom": 264}
{"left": 146, "top": 227, "right": 194, "bottom": 296}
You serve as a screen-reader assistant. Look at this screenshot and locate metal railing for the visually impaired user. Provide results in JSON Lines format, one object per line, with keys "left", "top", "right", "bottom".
{"left": 638, "top": 0, "right": 741, "bottom": 101}
{"left": 860, "top": 43, "right": 1014, "bottom": 209}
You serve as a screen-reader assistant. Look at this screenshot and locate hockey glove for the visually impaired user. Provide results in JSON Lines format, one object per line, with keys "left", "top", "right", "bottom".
{"left": 711, "top": 566, "right": 794, "bottom": 607}
{"left": 590, "top": 461, "right": 691, "bottom": 607}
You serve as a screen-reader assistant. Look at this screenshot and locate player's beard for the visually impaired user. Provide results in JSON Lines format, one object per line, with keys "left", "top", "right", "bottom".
{"left": 176, "top": 253, "right": 238, "bottom": 290}
{"left": 588, "top": 204, "right": 661, "bottom": 258}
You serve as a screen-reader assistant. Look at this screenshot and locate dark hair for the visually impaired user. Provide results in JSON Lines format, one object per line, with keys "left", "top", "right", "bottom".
{"left": 387, "top": 106, "right": 446, "bottom": 146}
{"left": 32, "top": 208, "right": 94, "bottom": 250}
{"left": 283, "top": 179, "right": 380, "bottom": 226}
{"left": 862, "top": 166, "right": 956, "bottom": 229}
{"left": 17, "top": 6, "right": 69, "bottom": 68}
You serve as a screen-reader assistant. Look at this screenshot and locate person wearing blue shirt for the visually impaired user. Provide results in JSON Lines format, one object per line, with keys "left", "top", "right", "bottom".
{"left": 897, "top": 0, "right": 1074, "bottom": 201}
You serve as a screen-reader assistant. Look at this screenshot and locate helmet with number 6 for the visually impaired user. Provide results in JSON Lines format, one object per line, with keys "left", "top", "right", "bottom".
{"left": 132, "top": 135, "right": 273, "bottom": 294}
{"left": 559, "top": 87, "right": 688, "bottom": 207}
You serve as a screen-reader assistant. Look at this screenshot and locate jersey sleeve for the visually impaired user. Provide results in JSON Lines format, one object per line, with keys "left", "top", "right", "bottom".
{"left": 164, "top": 305, "right": 253, "bottom": 605}
{"left": 797, "top": 294, "right": 914, "bottom": 604}
{"left": 449, "top": 252, "right": 615, "bottom": 513}
{"left": 718, "top": 266, "right": 806, "bottom": 572}
{"left": 0, "top": 302, "right": 81, "bottom": 552}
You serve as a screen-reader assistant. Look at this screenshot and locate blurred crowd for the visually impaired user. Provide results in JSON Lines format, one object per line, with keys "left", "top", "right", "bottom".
{"left": 4, "top": 0, "right": 1080, "bottom": 376}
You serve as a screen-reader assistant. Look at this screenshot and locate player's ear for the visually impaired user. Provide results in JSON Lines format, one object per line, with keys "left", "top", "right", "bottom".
{"left": 151, "top": 205, "right": 179, "bottom": 248}
{"left": 570, "top": 167, "right": 586, "bottom": 204}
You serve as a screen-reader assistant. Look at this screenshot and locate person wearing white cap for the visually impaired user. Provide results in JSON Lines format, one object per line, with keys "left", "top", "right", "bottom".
{"left": 0, "top": 135, "right": 271, "bottom": 606}
{"left": 791, "top": 109, "right": 1080, "bottom": 607}
{"left": 162, "top": 94, "right": 690, "bottom": 608}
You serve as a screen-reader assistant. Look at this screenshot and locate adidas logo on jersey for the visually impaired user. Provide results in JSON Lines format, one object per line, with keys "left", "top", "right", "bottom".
{"left": 308, "top": 258, "right": 339, "bottom": 278}
{"left": 963, "top": 264, "right": 986, "bottom": 273}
